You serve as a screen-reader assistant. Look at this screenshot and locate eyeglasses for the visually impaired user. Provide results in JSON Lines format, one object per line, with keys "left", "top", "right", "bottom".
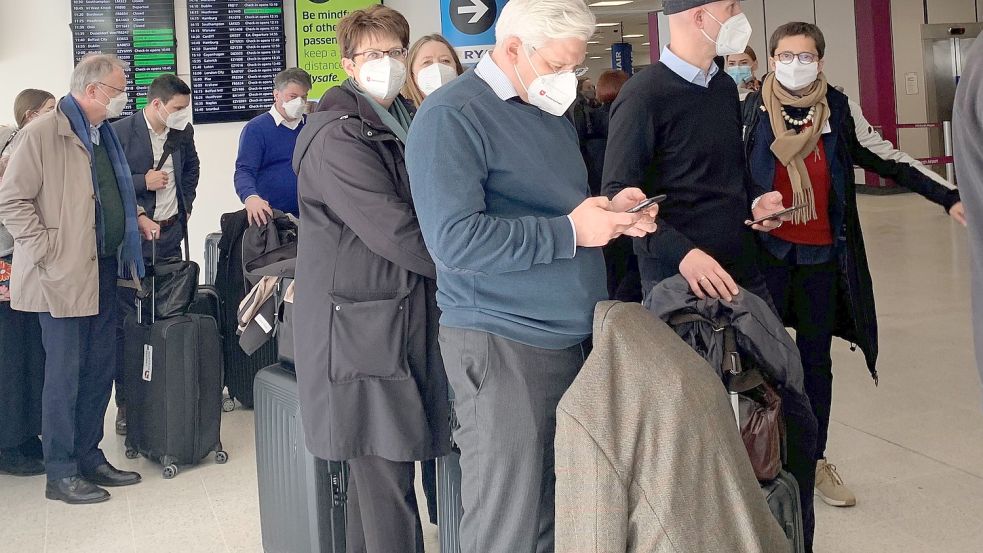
{"left": 97, "top": 82, "right": 127, "bottom": 94}
{"left": 529, "top": 47, "right": 589, "bottom": 78}
{"left": 775, "top": 52, "right": 819, "bottom": 65}
{"left": 351, "top": 48, "right": 409, "bottom": 62}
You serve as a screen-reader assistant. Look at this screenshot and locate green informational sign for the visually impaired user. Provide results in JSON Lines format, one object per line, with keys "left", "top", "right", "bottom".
{"left": 296, "top": 0, "right": 379, "bottom": 100}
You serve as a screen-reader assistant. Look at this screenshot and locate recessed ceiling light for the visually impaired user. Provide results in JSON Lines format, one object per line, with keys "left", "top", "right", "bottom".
{"left": 589, "top": 1, "right": 633, "bottom": 6}
{"left": 587, "top": 41, "right": 599, "bottom": 44}
{"left": 605, "top": 47, "right": 612, "bottom": 51}
{"left": 589, "top": 56, "right": 603, "bottom": 59}
{"left": 596, "top": 23, "right": 620, "bottom": 27}
{"left": 642, "top": 42, "right": 651, "bottom": 46}
{"left": 622, "top": 34, "right": 644, "bottom": 39}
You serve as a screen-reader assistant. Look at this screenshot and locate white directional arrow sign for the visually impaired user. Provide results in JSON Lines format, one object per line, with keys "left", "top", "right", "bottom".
{"left": 458, "top": 0, "right": 490, "bottom": 24}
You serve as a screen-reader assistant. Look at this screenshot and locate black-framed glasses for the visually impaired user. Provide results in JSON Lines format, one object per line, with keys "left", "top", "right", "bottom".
{"left": 97, "top": 82, "right": 127, "bottom": 94}
{"left": 775, "top": 51, "right": 819, "bottom": 65}
{"left": 529, "top": 46, "right": 589, "bottom": 78}
{"left": 351, "top": 48, "right": 409, "bottom": 62}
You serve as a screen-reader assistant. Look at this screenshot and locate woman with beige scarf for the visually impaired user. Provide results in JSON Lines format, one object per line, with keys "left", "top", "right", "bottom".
{"left": 743, "top": 22, "right": 964, "bottom": 510}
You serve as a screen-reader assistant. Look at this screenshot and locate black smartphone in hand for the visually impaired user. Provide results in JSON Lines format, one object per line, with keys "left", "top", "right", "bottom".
{"left": 626, "top": 194, "right": 667, "bottom": 214}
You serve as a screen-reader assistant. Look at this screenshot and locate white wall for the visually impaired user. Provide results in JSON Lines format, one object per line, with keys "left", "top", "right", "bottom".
{"left": 384, "top": 0, "right": 441, "bottom": 40}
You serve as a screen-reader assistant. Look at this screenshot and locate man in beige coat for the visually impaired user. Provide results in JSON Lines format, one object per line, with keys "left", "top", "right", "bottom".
{"left": 0, "top": 54, "right": 159, "bottom": 504}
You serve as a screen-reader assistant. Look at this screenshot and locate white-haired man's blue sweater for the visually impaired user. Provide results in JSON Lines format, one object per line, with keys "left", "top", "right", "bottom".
{"left": 406, "top": 57, "right": 606, "bottom": 350}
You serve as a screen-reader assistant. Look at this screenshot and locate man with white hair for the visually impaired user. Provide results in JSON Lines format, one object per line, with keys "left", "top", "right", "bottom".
{"left": 406, "top": 0, "right": 658, "bottom": 550}
{"left": 0, "top": 54, "right": 158, "bottom": 503}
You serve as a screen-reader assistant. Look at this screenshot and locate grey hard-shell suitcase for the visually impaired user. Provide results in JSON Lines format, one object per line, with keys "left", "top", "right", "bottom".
{"left": 437, "top": 389, "right": 464, "bottom": 553}
{"left": 254, "top": 364, "right": 348, "bottom": 553}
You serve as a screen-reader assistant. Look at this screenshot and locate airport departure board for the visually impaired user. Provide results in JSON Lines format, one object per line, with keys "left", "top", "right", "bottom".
{"left": 188, "top": 0, "right": 288, "bottom": 123}
{"left": 71, "top": 0, "right": 178, "bottom": 118}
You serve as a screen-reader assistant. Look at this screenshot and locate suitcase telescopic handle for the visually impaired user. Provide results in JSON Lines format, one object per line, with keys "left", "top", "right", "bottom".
{"left": 151, "top": 230, "right": 158, "bottom": 325}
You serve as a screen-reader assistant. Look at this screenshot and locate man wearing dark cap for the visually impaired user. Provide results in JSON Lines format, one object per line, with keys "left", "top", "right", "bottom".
{"left": 602, "top": 1, "right": 820, "bottom": 551}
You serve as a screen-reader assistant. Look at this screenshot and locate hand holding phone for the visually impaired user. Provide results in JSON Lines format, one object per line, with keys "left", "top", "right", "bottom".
{"left": 745, "top": 204, "right": 807, "bottom": 226}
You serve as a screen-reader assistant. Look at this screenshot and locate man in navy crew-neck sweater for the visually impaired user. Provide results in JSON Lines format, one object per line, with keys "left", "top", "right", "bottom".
{"left": 407, "top": 1, "right": 657, "bottom": 550}
{"left": 233, "top": 68, "right": 311, "bottom": 225}
{"left": 603, "top": 1, "right": 819, "bottom": 551}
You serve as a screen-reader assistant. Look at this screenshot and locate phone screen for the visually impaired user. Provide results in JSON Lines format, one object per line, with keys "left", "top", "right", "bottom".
{"left": 627, "top": 194, "right": 668, "bottom": 214}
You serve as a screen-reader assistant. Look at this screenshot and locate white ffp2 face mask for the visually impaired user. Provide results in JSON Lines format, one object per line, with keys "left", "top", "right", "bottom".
{"left": 416, "top": 63, "right": 459, "bottom": 97}
{"left": 775, "top": 59, "right": 820, "bottom": 91}
{"left": 359, "top": 57, "right": 407, "bottom": 101}
{"left": 702, "top": 11, "right": 753, "bottom": 57}
{"left": 158, "top": 103, "right": 192, "bottom": 130}
{"left": 282, "top": 97, "right": 307, "bottom": 119}
{"left": 100, "top": 87, "right": 128, "bottom": 119}
{"left": 515, "top": 47, "right": 578, "bottom": 117}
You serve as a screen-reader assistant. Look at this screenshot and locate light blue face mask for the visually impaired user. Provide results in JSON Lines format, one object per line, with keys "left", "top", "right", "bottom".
{"left": 726, "top": 65, "right": 754, "bottom": 86}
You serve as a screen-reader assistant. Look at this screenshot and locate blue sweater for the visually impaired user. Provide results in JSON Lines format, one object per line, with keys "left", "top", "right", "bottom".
{"left": 233, "top": 112, "right": 303, "bottom": 216}
{"left": 406, "top": 70, "right": 607, "bottom": 350}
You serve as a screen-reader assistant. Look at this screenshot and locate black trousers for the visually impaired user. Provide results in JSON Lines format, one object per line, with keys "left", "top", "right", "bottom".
{"left": 116, "top": 222, "right": 185, "bottom": 407}
{"left": 0, "top": 303, "right": 45, "bottom": 449}
{"left": 346, "top": 455, "right": 424, "bottom": 553}
{"left": 644, "top": 266, "right": 819, "bottom": 553}
{"left": 38, "top": 257, "right": 119, "bottom": 480}
{"left": 760, "top": 251, "right": 839, "bottom": 460}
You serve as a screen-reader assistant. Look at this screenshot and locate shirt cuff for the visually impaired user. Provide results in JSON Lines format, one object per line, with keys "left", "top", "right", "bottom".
{"left": 566, "top": 215, "right": 577, "bottom": 258}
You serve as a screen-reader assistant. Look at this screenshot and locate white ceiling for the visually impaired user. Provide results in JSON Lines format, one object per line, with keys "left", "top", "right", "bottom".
{"left": 586, "top": 0, "right": 663, "bottom": 77}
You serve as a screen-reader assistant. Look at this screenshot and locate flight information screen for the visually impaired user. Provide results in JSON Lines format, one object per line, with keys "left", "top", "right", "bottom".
{"left": 188, "top": 0, "right": 288, "bottom": 124}
{"left": 71, "top": 0, "right": 179, "bottom": 118}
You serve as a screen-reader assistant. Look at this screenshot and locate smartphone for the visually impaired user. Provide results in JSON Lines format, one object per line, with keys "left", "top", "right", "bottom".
{"left": 746, "top": 204, "right": 808, "bottom": 226}
{"left": 626, "top": 194, "right": 667, "bottom": 214}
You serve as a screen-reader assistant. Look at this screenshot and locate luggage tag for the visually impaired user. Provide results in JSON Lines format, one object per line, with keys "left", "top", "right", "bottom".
{"left": 142, "top": 344, "right": 153, "bottom": 382}
{"left": 255, "top": 313, "right": 273, "bottom": 334}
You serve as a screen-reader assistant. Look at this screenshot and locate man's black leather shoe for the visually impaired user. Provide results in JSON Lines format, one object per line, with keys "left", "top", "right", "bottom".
{"left": 45, "top": 477, "right": 110, "bottom": 504}
{"left": 81, "top": 462, "right": 142, "bottom": 487}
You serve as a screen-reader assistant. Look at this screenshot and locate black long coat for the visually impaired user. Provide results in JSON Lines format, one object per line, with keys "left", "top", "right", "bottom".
{"left": 291, "top": 84, "right": 449, "bottom": 462}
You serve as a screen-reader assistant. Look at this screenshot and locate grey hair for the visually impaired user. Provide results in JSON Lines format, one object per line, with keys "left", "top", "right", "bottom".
{"left": 495, "top": 0, "right": 596, "bottom": 48}
{"left": 274, "top": 68, "right": 313, "bottom": 92}
{"left": 70, "top": 54, "right": 129, "bottom": 95}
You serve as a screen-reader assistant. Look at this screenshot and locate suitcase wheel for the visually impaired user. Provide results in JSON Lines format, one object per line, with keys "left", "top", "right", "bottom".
{"left": 162, "top": 464, "right": 179, "bottom": 479}
{"left": 222, "top": 398, "right": 236, "bottom": 413}
{"left": 215, "top": 450, "right": 229, "bottom": 464}
{"left": 124, "top": 448, "right": 140, "bottom": 460}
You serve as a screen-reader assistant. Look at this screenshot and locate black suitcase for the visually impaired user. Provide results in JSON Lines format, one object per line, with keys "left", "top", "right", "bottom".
{"left": 217, "top": 211, "right": 277, "bottom": 409}
{"left": 189, "top": 285, "right": 222, "bottom": 325}
{"left": 254, "top": 364, "right": 347, "bottom": 553}
{"left": 204, "top": 232, "right": 222, "bottom": 286}
{"left": 762, "top": 471, "right": 806, "bottom": 553}
{"left": 122, "top": 312, "right": 227, "bottom": 479}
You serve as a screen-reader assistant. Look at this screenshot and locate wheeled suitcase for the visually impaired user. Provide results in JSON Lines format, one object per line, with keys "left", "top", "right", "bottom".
{"left": 218, "top": 211, "right": 277, "bottom": 409}
{"left": 122, "top": 312, "right": 227, "bottom": 479}
{"left": 437, "top": 390, "right": 464, "bottom": 553}
{"left": 762, "top": 471, "right": 806, "bottom": 553}
{"left": 254, "top": 364, "right": 348, "bottom": 553}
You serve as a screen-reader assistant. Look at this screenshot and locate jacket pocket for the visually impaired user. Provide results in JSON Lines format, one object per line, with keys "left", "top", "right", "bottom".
{"left": 36, "top": 228, "right": 57, "bottom": 269}
{"left": 328, "top": 293, "right": 410, "bottom": 383}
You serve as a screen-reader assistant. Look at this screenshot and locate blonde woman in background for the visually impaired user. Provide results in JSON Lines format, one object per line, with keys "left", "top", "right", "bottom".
{"left": 403, "top": 34, "right": 465, "bottom": 108}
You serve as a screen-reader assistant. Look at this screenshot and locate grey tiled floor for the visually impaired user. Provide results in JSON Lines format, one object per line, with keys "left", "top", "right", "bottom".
{"left": 2, "top": 193, "right": 981, "bottom": 552}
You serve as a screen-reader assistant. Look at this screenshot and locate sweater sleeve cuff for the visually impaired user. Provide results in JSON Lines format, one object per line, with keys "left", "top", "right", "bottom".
{"left": 567, "top": 215, "right": 578, "bottom": 258}
{"left": 550, "top": 216, "right": 577, "bottom": 261}
{"left": 943, "top": 189, "right": 961, "bottom": 213}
